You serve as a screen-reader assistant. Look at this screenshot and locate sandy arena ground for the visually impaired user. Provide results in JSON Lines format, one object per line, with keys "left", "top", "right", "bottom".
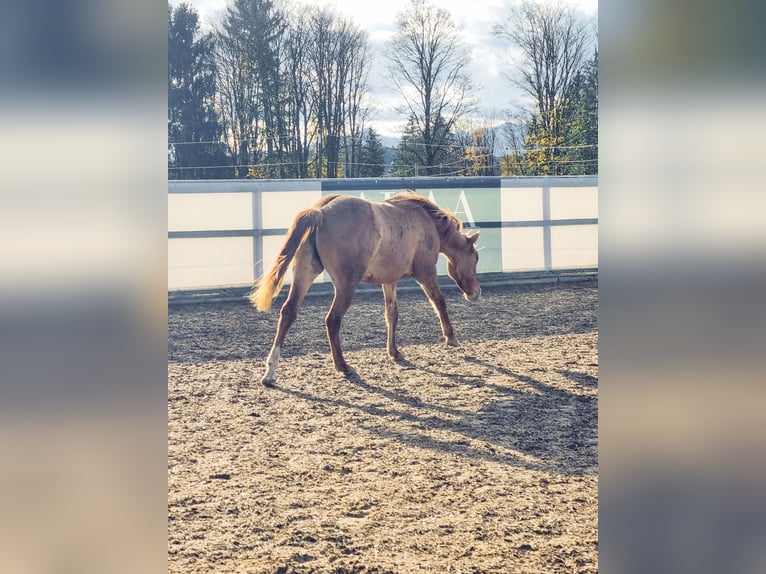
{"left": 168, "top": 278, "right": 598, "bottom": 573}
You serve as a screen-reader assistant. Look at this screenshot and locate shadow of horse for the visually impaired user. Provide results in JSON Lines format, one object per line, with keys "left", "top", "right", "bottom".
{"left": 265, "top": 354, "right": 597, "bottom": 476}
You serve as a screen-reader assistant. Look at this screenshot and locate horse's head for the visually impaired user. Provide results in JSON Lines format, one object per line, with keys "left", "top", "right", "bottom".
{"left": 446, "top": 231, "right": 481, "bottom": 302}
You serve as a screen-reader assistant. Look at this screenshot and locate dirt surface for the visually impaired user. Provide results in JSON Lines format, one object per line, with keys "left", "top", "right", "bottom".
{"left": 168, "top": 279, "right": 598, "bottom": 573}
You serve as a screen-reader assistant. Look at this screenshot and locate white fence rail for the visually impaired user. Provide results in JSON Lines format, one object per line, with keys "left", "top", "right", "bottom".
{"left": 168, "top": 176, "right": 597, "bottom": 291}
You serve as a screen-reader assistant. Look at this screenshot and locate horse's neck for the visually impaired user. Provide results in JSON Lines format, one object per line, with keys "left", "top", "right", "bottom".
{"left": 439, "top": 228, "right": 461, "bottom": 257}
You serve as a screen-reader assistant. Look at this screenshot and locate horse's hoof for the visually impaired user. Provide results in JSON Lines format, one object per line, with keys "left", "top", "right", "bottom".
{"left": 445, "top": 336, "right": 461, "bottom": 347}
{"left": 260, "top": 376, "right": 276, "bottom": 387}
{"left": 388, "top": 350, "right": 403, "bottom": 362}
{"left": 334, "top": 363, "right": 351, "bottom": 375}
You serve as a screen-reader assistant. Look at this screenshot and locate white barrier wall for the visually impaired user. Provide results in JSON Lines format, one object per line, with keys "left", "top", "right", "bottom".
{"left": 168, "top": 176, "right": 597, "bottom": 291}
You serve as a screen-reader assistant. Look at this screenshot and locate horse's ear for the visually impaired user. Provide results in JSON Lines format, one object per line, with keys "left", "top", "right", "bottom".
{"left": 467, "top": 231, "right": 480, "bottom": 245}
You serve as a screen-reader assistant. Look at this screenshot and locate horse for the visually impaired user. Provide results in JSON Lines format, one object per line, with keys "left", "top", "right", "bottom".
{"left": 250, "top": 192, "right": 481, "bottom": 386}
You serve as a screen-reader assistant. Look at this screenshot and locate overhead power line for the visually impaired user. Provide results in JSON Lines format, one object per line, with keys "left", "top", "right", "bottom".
{"left": 169, "top": 137, "right": 598, "bottom": 152}
{"left": 168, "top": 157, "right": 598, "bottom": 173}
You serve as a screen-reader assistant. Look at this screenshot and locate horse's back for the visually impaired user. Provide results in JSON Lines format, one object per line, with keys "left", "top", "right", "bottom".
{"left": 316, "top": 195, "right": 377, "bottom": 243}
{"left": 314, "top": 195, "right": 439, "bottom": 285}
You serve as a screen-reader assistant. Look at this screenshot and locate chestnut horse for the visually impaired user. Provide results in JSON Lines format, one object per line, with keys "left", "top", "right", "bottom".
{"left": 250, "top": 192, "right": 481, "bottom": 386}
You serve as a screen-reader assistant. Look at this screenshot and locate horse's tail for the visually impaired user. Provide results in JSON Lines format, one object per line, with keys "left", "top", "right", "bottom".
{"left": 249, "top": 208, "right": 323, "bottom": 312}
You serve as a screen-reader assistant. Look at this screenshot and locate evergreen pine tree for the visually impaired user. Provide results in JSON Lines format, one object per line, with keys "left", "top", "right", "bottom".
{"left": 168, "top": 3, "right": 230, "bottom": 179}
{"left": 359, "top": 128, "right": 386, "bottom": 177}
{"left": 563, "top": 48, "right": 598, "bottom": 175}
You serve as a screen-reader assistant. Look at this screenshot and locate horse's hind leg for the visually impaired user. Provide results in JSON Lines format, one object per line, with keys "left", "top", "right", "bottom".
{"left": 325, "top": 279, "right": 359, "bottom": 374}
{"left": 382, "top": 282, "right": 402, "bottom": 360}
{"left": 415, "top": 273, "right": 459, "bottom": 347}
{"left": 261, "top": 248, "right": 323, "bottom": 386}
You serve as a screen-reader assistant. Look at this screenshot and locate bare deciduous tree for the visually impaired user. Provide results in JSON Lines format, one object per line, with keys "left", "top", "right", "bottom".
{"left": 213, "top": 16, "right": 260, "bottom": 177}
{"left": 307, "top": 8, "right": 370, "bottom": 178}
{"left": 385, "top": 0, "right": 476, "bottom": 175}
{"left": 499, "top": 111, "right": 532, "bottom": 175}
{"left": 342, "top": 37, "right": 371, "bottom": 178}
{"left": 454, "top": 111, "right": 503, "bottom": 176}
{"left": 283, "top": 11, "right": 316, "bottom": 178}
{"left": 208, "top": 1, "right": 371, "bottom": 179}
{"left": 213, "top": 0, "right": 287, "bottom": 177}
{"left": 493, "top": 0, "right": 591, "bottom": 159}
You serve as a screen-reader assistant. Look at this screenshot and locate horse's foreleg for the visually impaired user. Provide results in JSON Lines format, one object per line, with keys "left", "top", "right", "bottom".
{"left": 382, "top": 282, "right": 401, "bottom": 360}
{"left": 417, "top": 275, "right": 459, "bottom": 347}
{"left": 325, "top": 283, "right": 357, "bottom": 374}
{"left": 261, "top": 250, "right": 322, "bottom": 386}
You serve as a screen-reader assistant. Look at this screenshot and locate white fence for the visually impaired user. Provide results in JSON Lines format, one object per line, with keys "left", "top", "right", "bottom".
{"left": 168, "top": 176, "right": 597, "bottom": 291}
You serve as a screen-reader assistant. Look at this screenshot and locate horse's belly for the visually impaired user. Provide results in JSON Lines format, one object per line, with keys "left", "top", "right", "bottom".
{"left": 361, "top": 252, "right": 413, "bottom": 284}
{"left": 360, "top": 264, "right": 411, "bottom": 285}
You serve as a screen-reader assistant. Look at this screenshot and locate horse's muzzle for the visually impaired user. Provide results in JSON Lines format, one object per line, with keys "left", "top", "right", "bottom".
{"left": 465, "top": 288, "right": 481, "bottom": 302}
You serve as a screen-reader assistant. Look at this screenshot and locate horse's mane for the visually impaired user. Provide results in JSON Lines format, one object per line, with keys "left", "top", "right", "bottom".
{"left": 387, "top": 192, "right": 462, "bottom": 238}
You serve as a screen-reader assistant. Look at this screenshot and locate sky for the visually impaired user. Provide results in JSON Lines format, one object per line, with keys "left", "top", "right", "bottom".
{"left": 170, "top": 0, "right": 598, "bottom": 139}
